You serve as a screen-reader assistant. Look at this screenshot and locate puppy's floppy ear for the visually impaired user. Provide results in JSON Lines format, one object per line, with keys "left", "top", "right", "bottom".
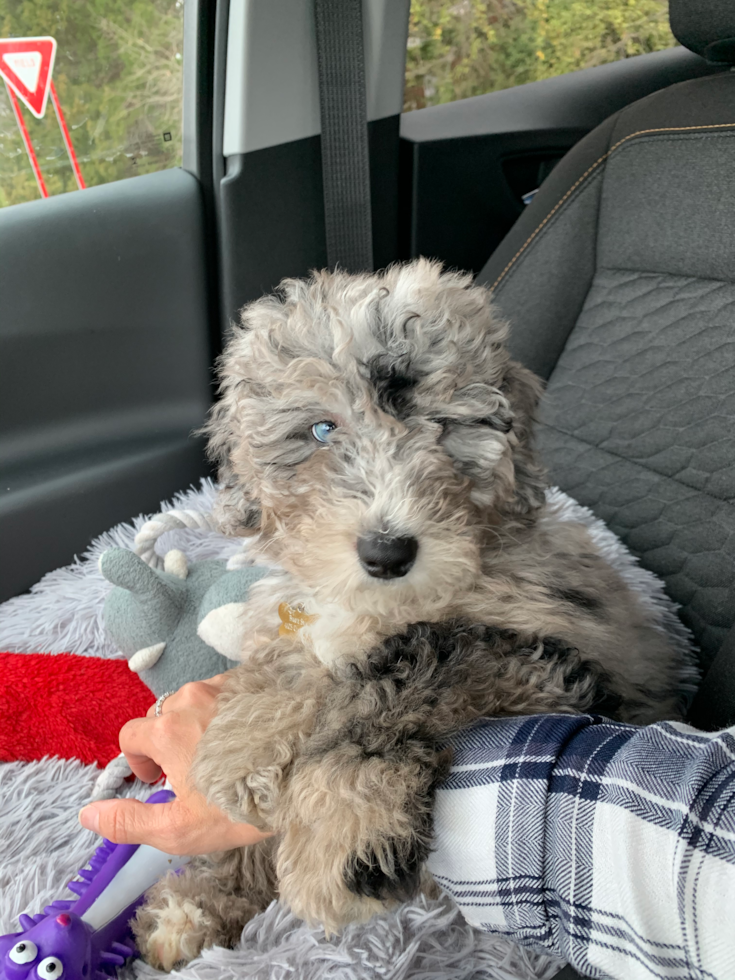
{"left": 213, "top": 473, "right": 262, "bottom": 537}
{"left": 199, "top": 395, "right": 262, "bottom": 537}
{"left": 502, "top": 360, "right": 547, "bottom": 518}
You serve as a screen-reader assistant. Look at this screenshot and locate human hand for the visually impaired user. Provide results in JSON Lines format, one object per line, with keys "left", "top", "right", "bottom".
{"left": 78, "top": 674, "right": 272, "bottom": 854}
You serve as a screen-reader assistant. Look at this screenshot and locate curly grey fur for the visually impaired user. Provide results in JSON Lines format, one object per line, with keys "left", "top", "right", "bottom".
{"left": 135, "top": 260, "right": 697, "bottom": 969}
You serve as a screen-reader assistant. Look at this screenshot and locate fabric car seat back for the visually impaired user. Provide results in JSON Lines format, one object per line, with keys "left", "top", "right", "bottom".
{"left": 478, "top": 0, "right": 735, "bottom": 671}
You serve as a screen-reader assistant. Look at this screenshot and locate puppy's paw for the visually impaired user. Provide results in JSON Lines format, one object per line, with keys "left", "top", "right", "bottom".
{"left": 343, "top": 831, "right": 428, "bottom": 903}
{"left": 190, "top": 651, "right": 331, "bottom": 827}
{"left": 134, "top": 887, "right": 214, "bottom": 971}
{"left": 277, "top": 814, "right": 433, "bottom": 932}
{"left": 276, "top": 739, "right": 451, "bottom": 931}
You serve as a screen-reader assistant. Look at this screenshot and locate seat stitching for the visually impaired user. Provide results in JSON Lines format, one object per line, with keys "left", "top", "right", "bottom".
{"left": 538, "top": 421, "right": 735, "bottom": 507}
{"left": 490, "top": 123, "right": 735, "bottom": 294}
{"left": 597, "top": 267, "right": 735, "bottom": 287}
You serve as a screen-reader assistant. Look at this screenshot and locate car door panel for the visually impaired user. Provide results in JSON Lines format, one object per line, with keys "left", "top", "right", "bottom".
{"left": 0, "top": 168, "right": 213, "bottom": 601}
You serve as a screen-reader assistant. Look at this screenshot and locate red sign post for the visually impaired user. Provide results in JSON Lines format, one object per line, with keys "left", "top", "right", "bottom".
{"left": 0, "top": 35, "right": 86, "bottom": 198}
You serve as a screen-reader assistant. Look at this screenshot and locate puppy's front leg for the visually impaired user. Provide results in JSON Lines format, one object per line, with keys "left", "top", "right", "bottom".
{"left": 272, "top": 622, "right": 482, "bottom": 932}
{"left": 191, "top": 641, "right": 334, "bottom": 828}
{"left": 275, "top": 620, "right": 605, "bottom": 930}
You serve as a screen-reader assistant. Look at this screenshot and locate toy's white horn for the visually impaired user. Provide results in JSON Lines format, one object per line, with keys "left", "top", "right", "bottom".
{"left": 128, "top": 641, "right": 166, "bottom": 673}
{"left": 163, "top": 549, "right": 188, "bottom": 579}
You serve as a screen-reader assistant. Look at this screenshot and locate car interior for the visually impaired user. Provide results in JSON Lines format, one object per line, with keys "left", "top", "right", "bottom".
{"left": 1, "top": 1, "right": 734, "bottom": 977}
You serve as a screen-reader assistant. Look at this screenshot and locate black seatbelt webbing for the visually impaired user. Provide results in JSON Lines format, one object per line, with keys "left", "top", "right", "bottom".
{"left": 688, "top": 622, "right": 735, "bottom": 731}
{"left": 314, "top": 0, "right": 374, "bottom": 274}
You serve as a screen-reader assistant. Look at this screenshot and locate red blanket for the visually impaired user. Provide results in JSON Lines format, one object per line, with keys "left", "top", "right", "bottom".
{"left": 0, "top": 652, "right": 154, "bottom": 766}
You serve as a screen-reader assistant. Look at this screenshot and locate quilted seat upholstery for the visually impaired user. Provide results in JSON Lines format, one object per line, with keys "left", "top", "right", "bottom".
{"left": 478, "top": 18, "right": 735, "bottom": 670}
{"left": 540, "top": 269, "right": 735, "bottom": 664}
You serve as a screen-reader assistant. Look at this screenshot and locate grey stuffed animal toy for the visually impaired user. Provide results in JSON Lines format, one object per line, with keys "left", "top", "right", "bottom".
{"left": 100, "top": 547, "right": 269, "bottom": 696}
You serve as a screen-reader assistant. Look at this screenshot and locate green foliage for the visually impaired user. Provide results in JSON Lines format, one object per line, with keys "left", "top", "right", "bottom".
{"left": 405, "top": 0, "right": 676, "bottom": 110}
{"left": 0, "top": 0, "right": 183, "bottom": 207}
{"left": 0, "top": 0, "right": 676, "bottom": 205}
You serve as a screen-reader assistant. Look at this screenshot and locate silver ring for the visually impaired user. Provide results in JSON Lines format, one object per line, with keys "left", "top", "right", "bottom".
{"left": 154, "top": 690, "right": 176, "bottom": 717}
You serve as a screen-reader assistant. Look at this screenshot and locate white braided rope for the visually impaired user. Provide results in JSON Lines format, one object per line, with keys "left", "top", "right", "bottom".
{"left": 90, "top": 753, "right": 133, "bottom": 801}
{"left": 134, "top": 509, "right": 217, "bottom": 568}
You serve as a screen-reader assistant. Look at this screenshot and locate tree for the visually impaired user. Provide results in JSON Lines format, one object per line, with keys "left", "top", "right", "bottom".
{"left": 405, "top": 0, "right": 675, "bottom": 111}
{"left": 0, "top": 0, "right": 677, "bottom": 207}
{"left": 0, "top": 0, "right": 183, "bottom": 207}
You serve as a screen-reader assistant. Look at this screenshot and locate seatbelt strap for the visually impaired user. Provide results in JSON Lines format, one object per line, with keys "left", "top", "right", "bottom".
{"left": 314, "top": 0, "right": 374, "bottom": 273}
{"left": 688, "top": 622, "right": 735, "bottom": 731}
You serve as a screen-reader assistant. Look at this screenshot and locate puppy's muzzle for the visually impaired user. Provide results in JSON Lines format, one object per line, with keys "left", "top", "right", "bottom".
{"left": 357, "top": 533, "right": 418, "bottom": 579}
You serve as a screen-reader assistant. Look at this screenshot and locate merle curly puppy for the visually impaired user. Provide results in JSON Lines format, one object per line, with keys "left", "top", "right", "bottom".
{"left": 134, "top": 259, "right": 694, "bottom": 969}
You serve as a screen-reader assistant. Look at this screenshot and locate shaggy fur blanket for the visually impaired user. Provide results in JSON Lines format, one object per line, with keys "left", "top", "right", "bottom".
{"left": 0, "top": 480, "right": 695, "bottom": 980}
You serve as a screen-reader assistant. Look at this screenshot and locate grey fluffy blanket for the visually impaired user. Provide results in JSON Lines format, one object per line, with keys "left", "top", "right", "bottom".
{"left": 0, "top": 479, "right": 694, "bottom": 980}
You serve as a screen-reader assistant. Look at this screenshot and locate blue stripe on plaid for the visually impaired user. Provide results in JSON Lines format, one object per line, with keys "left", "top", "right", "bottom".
{"left": 427, "top": 714, "right": 735, "bottom": 979}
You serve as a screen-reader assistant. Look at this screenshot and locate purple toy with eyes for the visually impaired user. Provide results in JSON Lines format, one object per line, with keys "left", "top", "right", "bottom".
{"left": 0, "top": 791, "right": 188, "bottom": 980}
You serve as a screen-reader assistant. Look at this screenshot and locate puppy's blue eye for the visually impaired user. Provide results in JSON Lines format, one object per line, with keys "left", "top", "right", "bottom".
{"left": 311, "top": 421, "right": 337, "bottom": 444}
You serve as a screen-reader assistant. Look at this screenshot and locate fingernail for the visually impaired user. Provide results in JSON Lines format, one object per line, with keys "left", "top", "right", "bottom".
{"left": 78, "top": 804, "right": 101, "bottom": 833}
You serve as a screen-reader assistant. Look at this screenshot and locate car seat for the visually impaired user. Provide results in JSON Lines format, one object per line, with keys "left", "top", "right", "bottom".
{"left": 475, "top": 1, "right": 735, "bottom": 975}
{"left": 479, "top": 0, "right": 735, "bottom": 718}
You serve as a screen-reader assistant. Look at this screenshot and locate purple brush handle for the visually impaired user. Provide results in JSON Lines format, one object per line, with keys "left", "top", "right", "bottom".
{"left": 0, "top": 789, "right": 181, "bottom": 980}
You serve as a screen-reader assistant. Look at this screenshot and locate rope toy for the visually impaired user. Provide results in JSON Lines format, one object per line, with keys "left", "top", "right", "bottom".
{"left": 94, "top": 506, "right": 217, "bottom": 801}
{"left": 90, "top": 753, "right": 133, "bottom": 801}
{"left": 133, "top": 509, "right": 218, "bottom": 568}
{"left": 94, "top": 506, "right": 268, "bottom": 801}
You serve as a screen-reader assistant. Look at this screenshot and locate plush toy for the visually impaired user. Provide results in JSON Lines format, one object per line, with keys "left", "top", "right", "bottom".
{"left": 0, "top": 790, "right": 188, "bottom": 980}
{"left": 100, "top": 548, "right": 269, "bottom": 698}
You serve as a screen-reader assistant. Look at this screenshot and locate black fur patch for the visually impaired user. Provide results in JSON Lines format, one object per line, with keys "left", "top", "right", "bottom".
{"left": 434, "top": 415, "right": 513, "bottom": 434}
{"left": 343, "top": 820, "right": 430, "bottom": 902}
{"left": 568, "top": 661, "right": 623, "bottom": 716}
{"left": 538, "top": 635, "right": 579, "bottom": 661}
{"left": 240, "top": 507, "right": 261, "bottom": 530}
{"left": 548, "top": 587, "right": 603, "bottom": 612}
{"left": 367, "top": 355, "right": 417, "bottom": 418}
{"left": 537, "top": 638, "right": 623, "bottom": 717}
{"left": 343, "top": 767, "right": 442, "bottom": 902}
{"left": 367, "top": 620, "right": 514, "bottom": 675}
{"left": 588, "top": 687, "right": 625, "bottom": 717}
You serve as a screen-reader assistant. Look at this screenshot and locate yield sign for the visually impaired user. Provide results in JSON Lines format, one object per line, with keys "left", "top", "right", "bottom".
{"left": 0, "top": 36, "right": 57, "bottom": 118}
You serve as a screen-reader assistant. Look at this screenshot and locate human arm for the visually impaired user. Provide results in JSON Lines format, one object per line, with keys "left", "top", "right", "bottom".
{"left": 78, "top": 675, "right": 271, "bottom": 854}
{"left": 427, "top": 713, "right": 735, "bottom": 979}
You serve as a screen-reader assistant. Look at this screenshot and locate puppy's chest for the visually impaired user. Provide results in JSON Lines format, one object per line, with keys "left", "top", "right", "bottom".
{"left": 277, "top": 597, "right": 382, "bottom": 666}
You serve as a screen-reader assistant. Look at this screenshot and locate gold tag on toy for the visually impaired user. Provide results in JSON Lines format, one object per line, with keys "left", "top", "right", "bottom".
{"left": 278, "top": 602, "right": 318, "bottom": 637}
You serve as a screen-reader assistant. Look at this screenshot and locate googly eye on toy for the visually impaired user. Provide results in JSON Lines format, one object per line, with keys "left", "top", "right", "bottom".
{"left": 36, "top": 959, "right": 63, "bottom": 979}
{"left": 9, "top": 943, "right": 37, "bottom": 965}
{"left": 0, "top": 791, "right": 188, "bottom": 980}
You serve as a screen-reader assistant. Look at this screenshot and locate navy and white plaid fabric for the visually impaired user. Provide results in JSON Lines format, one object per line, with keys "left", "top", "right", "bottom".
{"left": 427, "top": 715, "right": 735, "bottom": 979}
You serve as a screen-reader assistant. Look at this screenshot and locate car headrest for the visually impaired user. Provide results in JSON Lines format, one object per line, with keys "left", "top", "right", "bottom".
{"left": 670, "top": 0, "right": 735, "bottom": 64}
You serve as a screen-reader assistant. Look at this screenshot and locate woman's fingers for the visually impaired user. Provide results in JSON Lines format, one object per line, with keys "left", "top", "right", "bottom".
{"left": 119, "top": 715, "right": 181, "bottom": 784}
{"left": 145, "top": 677, "right": 225, "bottom": 718}
{"left": 94, "top": 671, "right": 251, "bottom": 854}
{"left": 126, "top": 686, "right": 220, "bottom": 784}
{"left": 78, "top": 796, "right": 272, "bottom": 854}
{"left": 79, "top": 797, "right": 176, "bottom": 847}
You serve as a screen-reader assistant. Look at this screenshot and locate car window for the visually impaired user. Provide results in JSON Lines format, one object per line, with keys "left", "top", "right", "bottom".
{"left": 404, "top": 0, "right": 677, "bottom": 111}
{"left": 0, "top": 0, "right": 183, "bottom": 207}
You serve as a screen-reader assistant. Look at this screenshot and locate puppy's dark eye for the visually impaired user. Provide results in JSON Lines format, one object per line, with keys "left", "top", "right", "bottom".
{"left": 311, "top": 421, "right": 337, "bottom": 444}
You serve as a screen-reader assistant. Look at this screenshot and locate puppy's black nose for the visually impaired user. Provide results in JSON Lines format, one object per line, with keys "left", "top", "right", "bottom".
{"left": 357, "top": 534, "right": 418, "bottom": 579}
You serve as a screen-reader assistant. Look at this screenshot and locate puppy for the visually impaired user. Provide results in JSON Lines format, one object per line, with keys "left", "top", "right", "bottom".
{"left": 134, "top": 259, "right": 694, "bottom": 969}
